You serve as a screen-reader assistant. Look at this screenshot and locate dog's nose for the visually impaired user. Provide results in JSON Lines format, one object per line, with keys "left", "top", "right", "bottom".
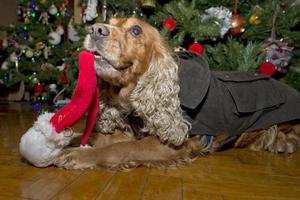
{"left": 89, "top": 24, "right": 110, "bottom": 37}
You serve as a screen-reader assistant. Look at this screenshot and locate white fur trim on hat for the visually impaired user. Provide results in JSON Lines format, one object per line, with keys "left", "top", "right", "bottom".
{"left": 19, "top": 112, "right": 73, "bottom": 167}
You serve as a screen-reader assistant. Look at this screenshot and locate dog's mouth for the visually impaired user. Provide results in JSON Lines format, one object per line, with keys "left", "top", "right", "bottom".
{"left": 92, "top": 51, "right": 130, "bottom": 73}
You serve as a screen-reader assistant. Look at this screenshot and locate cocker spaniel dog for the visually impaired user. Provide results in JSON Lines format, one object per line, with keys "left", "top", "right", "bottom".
{"left": 54, "top": 17, "right": 300, "bottom": 170}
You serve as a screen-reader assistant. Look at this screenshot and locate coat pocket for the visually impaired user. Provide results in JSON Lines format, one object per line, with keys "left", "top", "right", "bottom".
{"left": 215, "top": 71, "right": 285, "bottom": 114}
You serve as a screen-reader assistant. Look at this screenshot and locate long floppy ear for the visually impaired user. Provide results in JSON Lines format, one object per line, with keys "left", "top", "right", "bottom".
{"left": 129, "top": 41, "right": 191, "bottom": 146}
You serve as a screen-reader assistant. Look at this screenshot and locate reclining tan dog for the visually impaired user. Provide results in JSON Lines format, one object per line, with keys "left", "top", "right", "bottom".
{"left": 54, "top": 17, "right": 300, "bottom": 170}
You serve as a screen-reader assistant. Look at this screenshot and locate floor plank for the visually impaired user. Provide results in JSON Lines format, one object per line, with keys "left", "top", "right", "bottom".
{"left": 97, "top": 168, "right": 149, "bottom": 200}
{"left": 141, "top": 174, "right": 183, "bottom": 200}
{"left": 54, "top": 170, "right": 115, "bottom": 200}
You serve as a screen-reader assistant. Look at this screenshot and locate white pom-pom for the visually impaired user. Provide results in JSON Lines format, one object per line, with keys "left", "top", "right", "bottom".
{"left": 19, "top": 113, "right": 73, "bottom": 167}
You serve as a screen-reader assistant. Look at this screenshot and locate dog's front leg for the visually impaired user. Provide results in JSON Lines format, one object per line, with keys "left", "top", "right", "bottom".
{"left": 54, "top": 136, "right": 192, "bottom": 170}
{"left": 54, "top": 147, "right": 100, "bottom": 169}
{"left": 91, "top": 129, "right": 134, "bottom": 148}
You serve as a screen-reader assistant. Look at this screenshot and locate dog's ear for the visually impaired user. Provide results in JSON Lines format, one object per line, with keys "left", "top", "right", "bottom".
{"left": 130, "top": 48, "right": 190, "bottom": 146}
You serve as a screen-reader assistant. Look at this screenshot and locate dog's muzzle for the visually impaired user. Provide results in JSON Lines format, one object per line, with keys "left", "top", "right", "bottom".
{"left": 88, "top": 23, "right": 110, "bottom": 41}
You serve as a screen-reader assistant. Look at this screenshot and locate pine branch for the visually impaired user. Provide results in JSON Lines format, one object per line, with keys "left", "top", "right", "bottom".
{"left": 205, "top": 38, "right": 263, "bottom": 72}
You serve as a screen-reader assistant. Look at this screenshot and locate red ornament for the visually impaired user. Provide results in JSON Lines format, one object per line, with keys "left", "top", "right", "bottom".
{"left": 230, "top": 14, "right": 245, "bottom": 36}
{"left": 60, "top": 73, "right": 68, "bottom": 84}
{"left": 34, "top": 83, "right": 44, "bottom": 94}
{"left": 258, "top": 62, "right": 276, "bottom": 76}
{"left": 188, "top": 42, "right": 205, "bottom": 55}
{"left": 162, "top": 17, "right": 176, "bottom": 32}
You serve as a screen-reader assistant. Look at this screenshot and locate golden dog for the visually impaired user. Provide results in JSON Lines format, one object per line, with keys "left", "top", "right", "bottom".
{"left": 54, "top": 17, "right": 300, "bottom": 170}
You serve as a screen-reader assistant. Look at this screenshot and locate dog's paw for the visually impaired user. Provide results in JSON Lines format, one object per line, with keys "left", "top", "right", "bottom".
{"left": 54, "top": 148, "right": 96, "bottom": 169}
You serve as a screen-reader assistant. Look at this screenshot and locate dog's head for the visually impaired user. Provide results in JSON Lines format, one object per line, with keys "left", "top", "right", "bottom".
{"left": 84, "top": 17, "right": 168, "bottom": 91}
{"left": 85, "top": 17, "right": 190, "bottom": 146}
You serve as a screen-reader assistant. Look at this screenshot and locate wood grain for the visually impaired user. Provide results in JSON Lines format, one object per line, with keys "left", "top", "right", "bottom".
{"left": 0, "top": 101, "right": 300, "bottom": 200}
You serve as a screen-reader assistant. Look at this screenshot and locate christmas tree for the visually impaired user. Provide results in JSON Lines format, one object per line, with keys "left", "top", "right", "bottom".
{"left": 0, "top": 0, "right": 84, "bottom": 103}
{"left": 106, "top": 0, "right": 300, "bottom": 90}
{"left": 1, "top": 0, "right": 300, "bottom": 103}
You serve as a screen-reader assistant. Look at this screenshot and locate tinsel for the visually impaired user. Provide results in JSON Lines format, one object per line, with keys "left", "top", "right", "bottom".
{"left": 201, "top": 6, "right": 232, "bottom": 37}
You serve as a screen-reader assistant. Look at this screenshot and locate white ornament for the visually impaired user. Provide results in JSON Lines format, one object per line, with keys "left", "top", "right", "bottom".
{"left": 83, "top": 0, "right": 98, "bottom": 23}
{"left": 56, "top": 25, "right": 65, "bottom": 35}
{"left": 39, "top": 12, "right": 49, "bottom": 25}
{"left": 2, "top": 34, "right": 8, "bottom": 48}
{"left": 201, "top": 6, "right": 232, "bottom": 37}
{"left": 1, "top": 61, "right": 8, "bottom": 70}
{"left": 56, "top": 63, "right": 66, "bottom": 71}
{"left": 60, "top": 3, "right": 67, "bottom": 16}
{"left": 26, "top": 8, "right": 31, "bottom": 17}
{"left": 68, "top": 20, "right": 80, "bottom": 42}
{"left": 44, "top": 46, "right": 51, "bottom": 59}
{"left": 9, "top": 52, "right": 17, "bottom": 62}
{"left": 48, "top": 31, "right": 61, "bottom": 45}
{"left": 49, "top": 4, "right": 58, "bottom": 15}
{"left": 49, "top": 83, "right": 57, "bottom": 93}
{"left": 102, "top": 0, "right": 107, "bottom": 22}
{"left": 32, "top": 77, "right": 39, "bottom": 84}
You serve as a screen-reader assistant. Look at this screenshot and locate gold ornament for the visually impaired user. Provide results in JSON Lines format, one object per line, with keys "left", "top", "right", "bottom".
{"left": 40, "top": 0, "right": 47, "bottom": 5}
{"left": 29, "top": 36, "right": 34, "bottom": 42}
{"left": 36, "top": 42, "right": 45, "bottom": 49}
{"left": 230, "top": 14, "right": 245, "bottom": 36}
{"left": 249, "top": 6, "right": 262, "bottom": 25}
{"left": 20, "top": 44, "right": 29, "bottom": 51}
{"left": 140, "top": 0, "right": 156, "bottom": 9}
{"left": 232, "top": 14, "right": 244, "bottom": 28}
{"left": 34, "top": 49, "right": 42, "bottom": 57}
{"left": 24, "top": 16, "right": 30, "bottom": 24}
{"left": 25, "top": 49, "right": 34, "bottom": 58}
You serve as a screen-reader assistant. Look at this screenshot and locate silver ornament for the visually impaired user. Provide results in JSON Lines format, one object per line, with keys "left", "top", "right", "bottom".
{"left": 48, "top": 31, "right": 61, "bottom": 45}
{"left": 49, "top": 4, "right": 58, "bottom": 15}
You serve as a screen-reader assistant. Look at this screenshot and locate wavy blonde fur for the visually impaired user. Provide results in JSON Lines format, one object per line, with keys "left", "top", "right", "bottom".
{"left": 91, "top": 18, "right": 190, "bottom": 145}
{"left": 129, "top": 34, "right": 191, "bottom": 146}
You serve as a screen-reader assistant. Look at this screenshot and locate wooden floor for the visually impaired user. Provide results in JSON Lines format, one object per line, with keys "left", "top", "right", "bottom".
{"left": 0, "top": 102, "right": 300, "bottom": 200}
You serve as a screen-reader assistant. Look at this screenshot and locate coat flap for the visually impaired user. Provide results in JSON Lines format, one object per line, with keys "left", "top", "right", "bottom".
{"left": 176, "top": 52, "right": 211, "bottom": 110}
{"left": 215, "top": 71, "right": 285, "bottom": 113}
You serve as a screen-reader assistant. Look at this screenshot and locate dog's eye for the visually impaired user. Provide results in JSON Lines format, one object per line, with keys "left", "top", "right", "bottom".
{"left": 130, "top": 26, "right": 142, "bottom": 36}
